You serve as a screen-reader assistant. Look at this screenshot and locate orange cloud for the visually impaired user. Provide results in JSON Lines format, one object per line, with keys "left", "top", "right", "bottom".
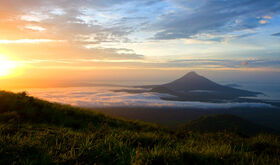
{"left": 259, "top": 20, "right": 268, "bottom": 24}
{"left": 0, "top": 39, "right": 65, "bottom": 44}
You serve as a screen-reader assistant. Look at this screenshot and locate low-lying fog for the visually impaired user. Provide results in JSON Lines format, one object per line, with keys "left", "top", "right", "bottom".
{"left": 13, "top": 86, "right": 274, "bottom": 109}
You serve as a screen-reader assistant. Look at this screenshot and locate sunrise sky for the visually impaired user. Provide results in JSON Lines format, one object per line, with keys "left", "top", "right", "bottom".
{"left": 0, "top": 0, "right": 280, "bottom": 88}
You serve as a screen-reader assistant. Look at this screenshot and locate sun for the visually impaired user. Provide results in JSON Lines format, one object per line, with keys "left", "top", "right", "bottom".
{"left": 0, "top": 56, "right": 16, "bottom": 77}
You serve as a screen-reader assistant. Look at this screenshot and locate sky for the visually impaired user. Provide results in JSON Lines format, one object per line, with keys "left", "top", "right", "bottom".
{"left": 0, "top": 0, "right": 280, "bottom": 88}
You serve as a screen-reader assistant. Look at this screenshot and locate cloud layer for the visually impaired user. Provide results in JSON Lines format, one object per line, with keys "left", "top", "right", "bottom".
{"left": 154, "top": 0, "right": 280, "bottom": 40}
{"left": 17, "top": 86, "right": 273, "bottom": 109}
{"left": 0, "top": 0, "right": 279, "bottom": 81}
{"left": 1, "top": 0, "right": 279, "bottom": 56}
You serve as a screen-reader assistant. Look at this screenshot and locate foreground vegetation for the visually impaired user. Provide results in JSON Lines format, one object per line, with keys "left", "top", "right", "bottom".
{"left": 0, "top": 91, "right": 279, "bottom": 165}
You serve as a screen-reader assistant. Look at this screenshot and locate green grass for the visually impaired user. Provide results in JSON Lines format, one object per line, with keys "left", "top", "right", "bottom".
{"left": 182, "top": 114, "right": 277, "bottom": 136}
{"left": 0, "top": 91, "right": 279, "bottom": 165}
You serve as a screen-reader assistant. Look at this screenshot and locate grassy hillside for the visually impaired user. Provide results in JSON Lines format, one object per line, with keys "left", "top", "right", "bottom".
{"left": 92, "top": 107, "right": 280, "bottom": 130}
{"left": 183, "top": 114, "right": 277, "bottom": 136}
{"left": 0, "top": 91, "right": 280, "bottom": 165}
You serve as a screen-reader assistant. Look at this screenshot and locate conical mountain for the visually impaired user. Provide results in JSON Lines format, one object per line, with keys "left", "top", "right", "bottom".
{"left": 151, "top": 71, "right": 261, "bottom": 100}
{"left": 162, "top": 71, "right": 225, "bottom": 92}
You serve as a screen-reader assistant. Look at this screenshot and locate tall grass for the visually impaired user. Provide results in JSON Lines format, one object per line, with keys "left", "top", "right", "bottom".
{"left": 0, "top": 91, "right": 279, "bottom": 165}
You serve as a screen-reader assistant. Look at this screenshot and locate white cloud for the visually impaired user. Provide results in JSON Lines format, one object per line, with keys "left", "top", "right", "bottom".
{"left": 21, "top": 13, "right": 50, "bottom": 22}
{"left": 25, "top": 25, "right": 46, "bottom": 31}
{"left": 182, "top": 39, "right": 216, "bottom": 45}
{"left": 15, "top": 86, "right": 274, "bottom": 109}
{"left": 50, "top": 8, "right": 66, "bottom": 16}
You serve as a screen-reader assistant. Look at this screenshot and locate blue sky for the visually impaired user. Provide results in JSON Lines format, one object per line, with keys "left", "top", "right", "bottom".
{"left": 0, "top": 0, "right": 279, "bottom": 85}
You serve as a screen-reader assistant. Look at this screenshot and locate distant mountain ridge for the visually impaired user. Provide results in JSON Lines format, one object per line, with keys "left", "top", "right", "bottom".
{"left": 151, "top": 71, "right": 261, "bottom": 101}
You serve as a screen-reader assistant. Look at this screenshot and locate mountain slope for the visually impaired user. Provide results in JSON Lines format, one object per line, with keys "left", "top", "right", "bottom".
{"left": 151, "top": 71, "right": 261, "bottom": 101}
{"left": 162, "top": 71, "right": 225, "bottom": 91}
{"left": 0, "top": 91, "right": 279, "bottom": 164}
{"left": 183, "top": 114, "right": 277, "bottom": 136}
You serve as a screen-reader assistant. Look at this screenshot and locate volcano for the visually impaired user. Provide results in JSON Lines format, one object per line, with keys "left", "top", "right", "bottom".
{"left": 151, "top": 72, "right": 261, "bottom": 101}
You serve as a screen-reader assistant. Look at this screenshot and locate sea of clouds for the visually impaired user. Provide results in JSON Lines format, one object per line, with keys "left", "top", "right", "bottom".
{"left": 14, "top": 86, "right": 274, "bottom": 109}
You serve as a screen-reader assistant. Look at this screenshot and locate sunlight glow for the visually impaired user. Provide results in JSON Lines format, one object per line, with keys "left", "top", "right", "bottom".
{"left": 0, "top": 56, "right": 16, "bottom": 77}
{"left": 0, "top": 39, "right": 66, "bottom": 44}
